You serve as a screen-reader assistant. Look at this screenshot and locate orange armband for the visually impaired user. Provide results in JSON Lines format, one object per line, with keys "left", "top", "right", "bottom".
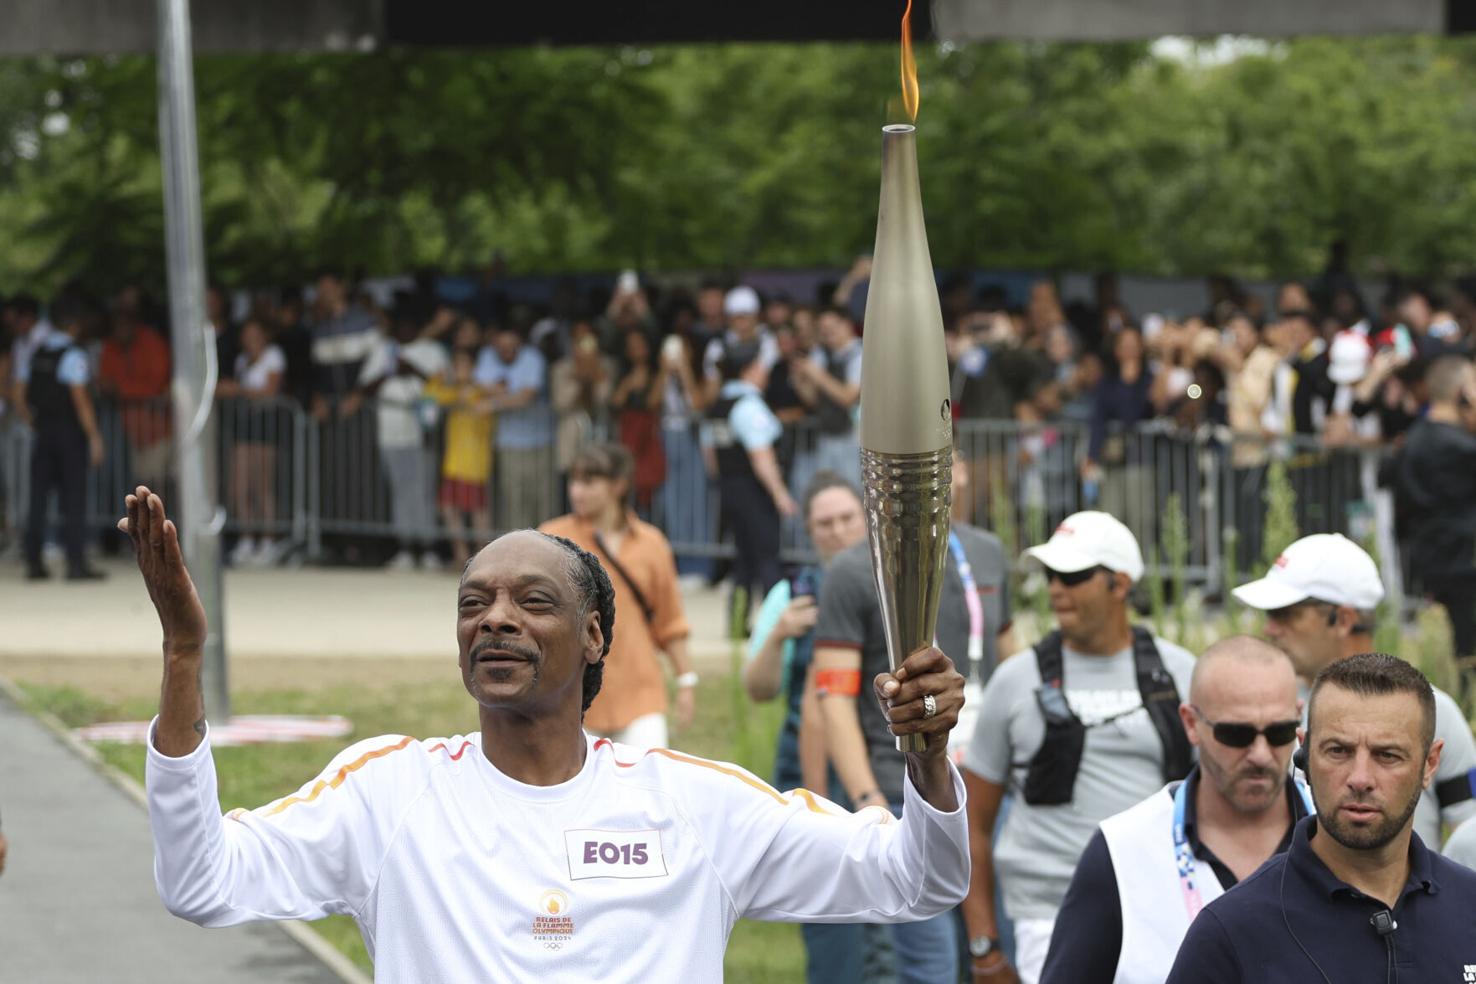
{"left": 815, "top": 669, "right": 862, "bottom": 697}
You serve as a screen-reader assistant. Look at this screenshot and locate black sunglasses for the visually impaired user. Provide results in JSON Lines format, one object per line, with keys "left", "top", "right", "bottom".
{"left": 1044, "top": 566, "right": 1106, "bottom": 587}
{"left": 1264, "top": 599, "right": 1335, "bottom": 624}
{"left": 1191, "top": 705, "right": 1299, "bottom": 748}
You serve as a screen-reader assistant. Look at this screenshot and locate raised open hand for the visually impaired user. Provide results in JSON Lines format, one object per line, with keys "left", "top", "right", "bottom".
{"left": 117, "top": 486, "right": 207, "bottom": 657}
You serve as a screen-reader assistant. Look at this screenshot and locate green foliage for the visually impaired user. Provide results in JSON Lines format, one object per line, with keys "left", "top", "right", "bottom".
{"left": 10, "top": 37, "right": 1476, "bottom": 292}
{"left": 1222, "top": 528, "right": 1243, "bottom": 632}
{"left": 1260, "top": 460, "right": 1300, "bottom": 572}
{"left": 1358, "top": 528, "right": 1405, "bottom": 657}
{"left": 1145, "top": 545, "right": 1167, "bottom": 638}
{"left": 1162, "top": 494, "right": 1190, "bottom": 644}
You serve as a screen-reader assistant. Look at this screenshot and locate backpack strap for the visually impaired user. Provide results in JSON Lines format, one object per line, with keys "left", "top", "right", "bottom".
{"left": 1034, "top": 629, "right": 1066, "bottom": 690}
{"left": 593, "top": 531, "right": 656, "bottom": 626}
{"left": 1130, "top": 625, "right": 1193, "bottom": 783}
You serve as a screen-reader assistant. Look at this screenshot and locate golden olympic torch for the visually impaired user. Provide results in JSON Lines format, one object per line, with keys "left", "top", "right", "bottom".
{"left": 860, "top": 6, "right": 953, "bottom": 754}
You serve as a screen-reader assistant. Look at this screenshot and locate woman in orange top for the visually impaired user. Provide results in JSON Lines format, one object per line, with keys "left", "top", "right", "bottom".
{"left": 539, "top": 442, "right": 695, "bottom": 749}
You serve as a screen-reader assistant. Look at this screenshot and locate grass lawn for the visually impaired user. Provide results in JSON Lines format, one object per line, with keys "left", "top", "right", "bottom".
{"left": 19, "top": 670, "right": 805, "bottom": 982}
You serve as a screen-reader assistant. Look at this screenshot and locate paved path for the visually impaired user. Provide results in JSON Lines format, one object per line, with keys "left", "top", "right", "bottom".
{"left": 0, "top": 687, "right": 346, "bottom": 983}
{"left": 0, "top": 557, "right": 735, "bottom": 664}
{"left": 0, "top": 558, "right": 739, "bottom": 700}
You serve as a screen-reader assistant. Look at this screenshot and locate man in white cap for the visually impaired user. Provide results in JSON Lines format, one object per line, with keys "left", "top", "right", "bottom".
{"left": 961, "top": 511, "right": 1196, "bottom": 984}
{"left": 1233, "top": 533, "right": 1476, "bottom": 850}
{"left": 702, "top": 285, "right": 779, "bottom": 405}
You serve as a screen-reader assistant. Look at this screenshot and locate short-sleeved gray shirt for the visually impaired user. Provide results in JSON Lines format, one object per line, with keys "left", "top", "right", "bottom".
{"left": 1445, "top": 813, "right": 1476, "bottom": 870}
{"left": 964, "top": 635, "right": 1196, "bottom": 920}
{"left": 813, "top": 524, "right": 1010, "bottom": 805}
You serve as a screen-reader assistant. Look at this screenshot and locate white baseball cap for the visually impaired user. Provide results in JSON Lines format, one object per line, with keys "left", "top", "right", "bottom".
{"left": 724, "top": 285, "right": 760, "bottom": 317}
{"left": 1327, "top": 330, "right": 1372, "bottom": 385}
{"left": 1022, "top": 511, "right": 1145, "bottom": 583}
{"left": 1232, "top": 533, "right": 1384, "bottom": 611}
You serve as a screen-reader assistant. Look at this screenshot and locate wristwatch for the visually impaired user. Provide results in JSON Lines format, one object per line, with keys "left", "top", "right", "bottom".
{"left": 969, "top": 936, "right": 1001, "bottom": 959}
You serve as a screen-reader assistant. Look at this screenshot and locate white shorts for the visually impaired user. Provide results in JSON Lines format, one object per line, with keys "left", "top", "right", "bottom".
{"left": 1012, "top": 915, "right": 1056, "bottom": 984}
{"left": 605, "top": 712, "right": 668, "bottom": 751}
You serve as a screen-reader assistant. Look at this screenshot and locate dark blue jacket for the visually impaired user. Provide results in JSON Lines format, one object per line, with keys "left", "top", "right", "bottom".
{"left": 1165, "top": 814, "right": 1476, "bottom": 984}
{"left": 1041, "top": 766, "right": 1308, "bottom": 984}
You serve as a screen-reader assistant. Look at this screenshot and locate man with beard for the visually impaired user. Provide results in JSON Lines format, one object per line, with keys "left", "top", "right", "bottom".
{"left": 125, "top": 486, "right": 970, "bottom": 980}
{"left": 1040, "top": 637, "right": 1311, "bottom": 984}
{"left": 1166, "top": 653, "right": 1476, "bottom": 983}
{"left": 961, "top": 512, "right": 1194, "bottom": 984}
{"left": 1233, "top": 534, "right": 1476, "bottom": 850}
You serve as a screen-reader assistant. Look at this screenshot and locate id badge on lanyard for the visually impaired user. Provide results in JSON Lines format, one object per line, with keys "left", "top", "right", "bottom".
{"left": 945, "top": 531, "right": 986, "bottom": 763}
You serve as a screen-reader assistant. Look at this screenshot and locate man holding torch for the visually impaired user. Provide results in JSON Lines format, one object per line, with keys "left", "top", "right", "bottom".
{"left": 127, "top": 485, "right": 971, "bottom": 981}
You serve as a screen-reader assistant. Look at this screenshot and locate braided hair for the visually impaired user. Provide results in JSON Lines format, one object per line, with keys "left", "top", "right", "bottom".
{"left": 537, "top": 532, "right": 616, "bottom": 714}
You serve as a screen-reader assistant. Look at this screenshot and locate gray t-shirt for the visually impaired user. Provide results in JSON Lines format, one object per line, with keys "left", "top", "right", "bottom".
{"left": 964, "top": 635, "right": 1196, "bottom": 920}
{"left": 1445, "top": 816, "right": 1476, "bottom": 871}
{"left": 1299, "top": 684, "right": 1476, "bottom": 850}
{"left": 814, "top": 524, "right": 1011, "bottom": 804}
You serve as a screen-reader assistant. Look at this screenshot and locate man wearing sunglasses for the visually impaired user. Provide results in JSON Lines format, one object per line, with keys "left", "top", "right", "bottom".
{"left": 1040, "top": 636, "right": 1309, "bottom": 984}
{"left": 1233, "top": 534, "right": 1476, "bottom": 852}
{"left": 1166, "top": 653, "right": 1476, "bottom": 984}
{"left": 961, "top": 511, "right": 1196, "bottom": 984}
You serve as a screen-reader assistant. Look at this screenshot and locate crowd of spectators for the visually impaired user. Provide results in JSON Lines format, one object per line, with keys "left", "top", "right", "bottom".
{"left": 2, "top": 263, "right": 1475, "bottom": 585}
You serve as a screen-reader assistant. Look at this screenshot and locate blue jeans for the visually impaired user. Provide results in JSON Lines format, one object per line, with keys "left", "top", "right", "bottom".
{"left": 889, "top": 798, "right": 959, "bottom": 983}
{"left": 774, "top": 728, "right": 876, "bottom": 984}
{"left": 657, "top": 421, "right": 711, "bottom": 577}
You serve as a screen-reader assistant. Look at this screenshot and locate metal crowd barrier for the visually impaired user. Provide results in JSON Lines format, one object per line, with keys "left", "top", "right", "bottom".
{"left": 1, "top": 394, "right": 1385, "bottom": 595}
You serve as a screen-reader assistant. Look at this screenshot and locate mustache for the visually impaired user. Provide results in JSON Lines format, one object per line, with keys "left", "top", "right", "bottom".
{"left": 1233, "top": 765, "right": 1280, "bottom": 783}
{"left": 472, "top": 641, "right": 539, "bottom": 662}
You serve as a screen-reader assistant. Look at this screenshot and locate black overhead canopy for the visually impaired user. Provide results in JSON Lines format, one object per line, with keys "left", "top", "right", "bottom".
{"left": 4, "top": 0, "right": 1474, "bottom": 56}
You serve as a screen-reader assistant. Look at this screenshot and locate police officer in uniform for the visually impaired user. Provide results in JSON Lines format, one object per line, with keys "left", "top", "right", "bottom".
{"left": 701, "top": 340, "right": 796, "bottom": 623}
{"left": 23, "top": 293, "right": 105, "bottom": 581}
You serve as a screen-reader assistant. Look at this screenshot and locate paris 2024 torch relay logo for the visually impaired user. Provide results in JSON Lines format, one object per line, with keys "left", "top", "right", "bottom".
{"left": 533, "top": 889, "right": 575, "bottom": 950}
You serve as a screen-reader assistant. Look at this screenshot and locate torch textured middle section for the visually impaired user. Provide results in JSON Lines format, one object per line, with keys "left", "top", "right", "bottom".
{"left": 861, "top": 445, "right": 953, "bottom": 753}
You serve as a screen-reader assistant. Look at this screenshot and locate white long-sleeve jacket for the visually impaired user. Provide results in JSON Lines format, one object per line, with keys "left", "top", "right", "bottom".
{"left": 146, "top": 722, "right": 969, "bottom": 982}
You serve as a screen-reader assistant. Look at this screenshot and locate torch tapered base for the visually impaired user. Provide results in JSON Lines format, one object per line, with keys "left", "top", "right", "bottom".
{"left": 860, "top": 445, "right": 952, "bottom": 754}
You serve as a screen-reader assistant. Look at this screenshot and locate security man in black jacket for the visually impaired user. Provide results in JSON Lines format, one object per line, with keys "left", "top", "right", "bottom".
{"left": 23, "top": 293, "right": 105, "bottom": 581}
{"left": 1166, "top": 653, "right": 1476, "bottom": 984}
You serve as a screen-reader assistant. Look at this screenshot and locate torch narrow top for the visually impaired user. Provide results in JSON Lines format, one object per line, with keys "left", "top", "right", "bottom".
{"left": 859, "top": 122, "right": 951, "bottom": 456}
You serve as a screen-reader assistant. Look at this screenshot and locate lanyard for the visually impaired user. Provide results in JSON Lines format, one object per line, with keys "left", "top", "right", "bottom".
{"left": 946, "top": 531, "right": 985, "bottom": 665}
{"left": 1172, "top": 776, "right": 1314, "bottom": 920}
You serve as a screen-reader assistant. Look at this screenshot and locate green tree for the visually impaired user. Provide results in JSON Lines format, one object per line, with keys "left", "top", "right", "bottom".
{"left": 10, "top": 37, "right": 1476, "bottom": 293}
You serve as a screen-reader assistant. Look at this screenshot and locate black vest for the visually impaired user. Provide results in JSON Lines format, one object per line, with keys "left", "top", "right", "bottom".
{"left": 26, "top": 342, "right": 83, "bottom": 433}
{"left": 814, "top": 345, "right": 857, "bottom": 435}
{"left": 1022, "top": 626, "right": 1192, "bottom": 806}
{"left": 704, "top": 391, "right": 758, "bottom": 484}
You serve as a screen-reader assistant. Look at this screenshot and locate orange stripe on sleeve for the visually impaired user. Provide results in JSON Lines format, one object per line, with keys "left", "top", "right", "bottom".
{"left": 259, "top": 736, "right": 416, "bottom": 818}
{"left": 595, "top": 738, "right": 851, "bottom": 817}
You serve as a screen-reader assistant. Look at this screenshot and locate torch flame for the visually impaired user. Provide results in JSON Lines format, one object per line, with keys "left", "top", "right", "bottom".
{"left": 900, "top": 0, "right": 919, "bottom": 121}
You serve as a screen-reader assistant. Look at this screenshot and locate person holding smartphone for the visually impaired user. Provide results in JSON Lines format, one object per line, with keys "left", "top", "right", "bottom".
{"left": 743, "top": 471, "right": 873, "bottom": 984}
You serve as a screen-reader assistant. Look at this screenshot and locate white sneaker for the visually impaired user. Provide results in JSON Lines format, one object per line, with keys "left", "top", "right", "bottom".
{"left": 230, "top": 536, "right": 258, "bottom": 566}
{"left": 252, "top": 538, "right": 284, "bottom": 567}
{"left": 387, "top": 550, "right": 417, "bottom": 571}
{"left": 419, "top": 551, "right": 444, "bottom": 572}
